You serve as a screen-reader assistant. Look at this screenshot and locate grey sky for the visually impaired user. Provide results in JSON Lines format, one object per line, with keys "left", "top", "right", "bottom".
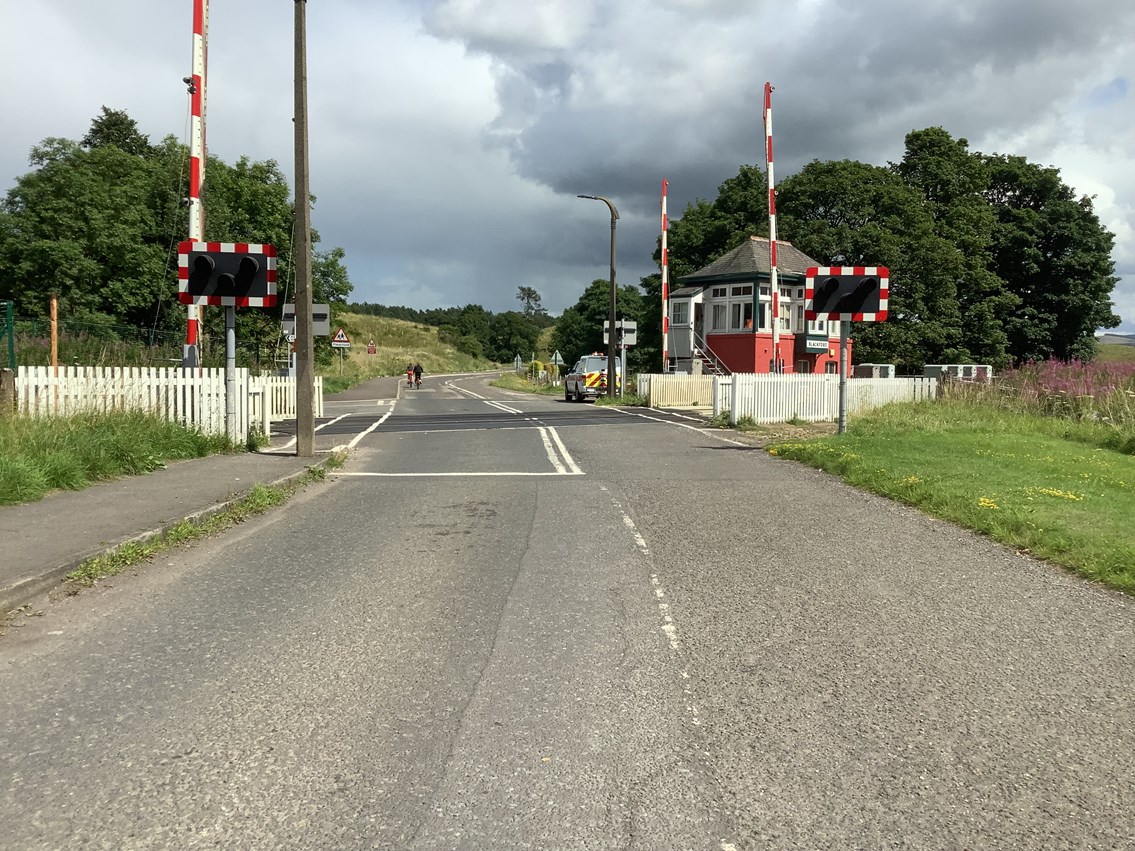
{"left": 1, "top": 0, "right": 1132, "bottom": 331}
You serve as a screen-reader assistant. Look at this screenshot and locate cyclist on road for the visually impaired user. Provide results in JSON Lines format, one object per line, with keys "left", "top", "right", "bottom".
{"left": 413, "top": 362, "right": 423, "bottom": 389}
{"left": 406, "top": 364, "right": 414, "bottom": 387}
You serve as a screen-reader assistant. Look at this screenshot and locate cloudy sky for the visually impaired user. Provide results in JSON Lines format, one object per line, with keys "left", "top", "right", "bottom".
{"left": 2, "top": 0, "right": 1133, "bottom": 332}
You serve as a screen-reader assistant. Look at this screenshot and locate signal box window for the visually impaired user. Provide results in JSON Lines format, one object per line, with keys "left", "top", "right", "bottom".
{"left": 711, "top": 303, "right": 727, "bottom": 331}
{"left": 731, "top": 301, "right": 753, "bottom": 331}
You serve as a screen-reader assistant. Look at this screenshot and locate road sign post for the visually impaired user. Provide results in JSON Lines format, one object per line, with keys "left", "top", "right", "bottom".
{"left": 805, "top": 266, "right": 890, "bottom": 434}
{"left": 177, "top": 241, "right": 278, "bottom": 442}
{"left": 330, "top": 327, "right": 351, "bottom": 374}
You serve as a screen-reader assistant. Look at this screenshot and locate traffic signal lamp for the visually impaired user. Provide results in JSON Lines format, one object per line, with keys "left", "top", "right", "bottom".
{"left": 805, "top": 266, "right": 888, "bottom": 322}
{"left": 178, "top": 241, "right": 277, "bottom": 307}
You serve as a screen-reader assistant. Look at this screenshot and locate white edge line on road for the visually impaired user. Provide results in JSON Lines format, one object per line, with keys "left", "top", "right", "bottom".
{"left": 598, "top": 484, "right": 684, "bottom": 651}
{"left": 331, "top": 471, "right": 584, "bottom": 477}
{"left": 266, "top": 411, "right": 354, "bottom": 451}
{"left": 319, "top": 412, "right": 354, "bottom": 431}
{"left": 448, "top": 382, "right": 486, "bottom": 400}
{"left": 347, "top": 409, "right": 394, "bottom": 450}
{"left": 485, "top": 399, "right": 523, "bottom": 414}
{"left": 609, "top": 407, "right": 747, "bottom": 446}
{"left": 322, "top": 399, "right": 395, "bottom": 407}
{"left": 597, "top": 483, "right": 705, "bottom": 738}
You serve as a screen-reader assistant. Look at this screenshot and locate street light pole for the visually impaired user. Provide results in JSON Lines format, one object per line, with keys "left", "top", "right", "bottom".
{"left": 578, "top": 194, "right": 619, "bottom": 398}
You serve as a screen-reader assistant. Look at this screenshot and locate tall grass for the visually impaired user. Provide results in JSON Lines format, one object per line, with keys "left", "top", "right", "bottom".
{"left": 0, "top": 411, "right": 232, "bottom": 506}
{"left": 943, "top": 359, "right": 1135, "bottom": 454}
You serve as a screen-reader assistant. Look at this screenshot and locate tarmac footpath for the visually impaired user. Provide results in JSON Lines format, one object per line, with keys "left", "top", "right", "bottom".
{"left": 0, "top": 373, "right": 435, "bottom": 614}
{"left": 0, "top": 449, "right": 329, "bottom": 615}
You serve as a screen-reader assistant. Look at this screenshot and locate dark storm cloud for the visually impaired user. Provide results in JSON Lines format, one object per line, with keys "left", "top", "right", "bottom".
{"left": 2, "top": 0, "right": 1132, "bottom": 325}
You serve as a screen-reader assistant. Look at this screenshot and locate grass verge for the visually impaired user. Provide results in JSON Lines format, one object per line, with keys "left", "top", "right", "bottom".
{"left": 0, "top": 411, "right": 233, "bottom": 506}
{"left": 595, "top": 392, "right": 646, "bottom": 406}
{"left": 490, "top": 373, "right": 562, "bottom": 396}
{"left": 766, "top": 399, "right": 1135, "bottom": 594}
{"left": 64, "top": 461, "right": 336, "bottom": 591}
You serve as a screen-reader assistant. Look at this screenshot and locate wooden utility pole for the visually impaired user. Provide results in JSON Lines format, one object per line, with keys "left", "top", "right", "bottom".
{"left": 294, "top": 0, "right": 314, "bottom": 456}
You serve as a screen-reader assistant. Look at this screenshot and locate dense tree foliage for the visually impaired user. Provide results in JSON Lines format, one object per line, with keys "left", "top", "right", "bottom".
{"left": 82, "top": 105, "right": 153, "bottom": 156}
{"left": 0, "top": 108, "right": 352, "bottom": 363}
{"left": 549, "top": 279, "right": 646, "bottom": 370}
{"left": 981, "top": 153, "right": 1119, "bottom": 362}
{"left": 660, "top": 128, "right": 1119, "bottom": 370}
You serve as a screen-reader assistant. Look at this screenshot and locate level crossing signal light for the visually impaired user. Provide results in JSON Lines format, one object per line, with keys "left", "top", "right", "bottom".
{"left": 804, "top": 266, "right": 889, "bottom": 322}
{"left": 177, "top": 241, "right": 278, "bottom": 307}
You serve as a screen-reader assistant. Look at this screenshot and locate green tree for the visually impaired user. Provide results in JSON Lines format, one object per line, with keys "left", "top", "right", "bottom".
{"left": 0, "top": 109, "right": 356, "bottom": 368}
{"left": 635, "top": 272, "right": 663, "bottom": 373}
{"left": 549, "top": 306, "right": 590, "bottom": 367}
{"left": 894, "top": 128, "right": 1018, "bottom": 367}
{"left": 777, "top": 158, "right": 966, "bottom": 370}
{"left": 549, "top": 278, "right": 644, "bottom": 367}
{"left": 0, "top": 137, "right": 169, "bottom": 326}
{"left": 456, "top": 304, "right": 493, "bottom": 354}
{"left": 312, "top": 247, "right": 353, "bottom": 306}
{"left": 665, "top": 128, "right": 1117, "bottom": 371}
{"left": 81, "top": 106, "right": 154, "bottom": 157}
{"left": 486, "top": 311, "right": 540, "bottom": 363}
{"left": 981, "top": 154, "right": 1119, "bottom": 362}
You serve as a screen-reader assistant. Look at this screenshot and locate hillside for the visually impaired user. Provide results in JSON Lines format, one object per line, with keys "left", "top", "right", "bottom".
{"left": 321, "top": 312, "right": 501, "bottom": 391}
{"left": 1096, "top": 343, "right": 1135, "bottom": 365}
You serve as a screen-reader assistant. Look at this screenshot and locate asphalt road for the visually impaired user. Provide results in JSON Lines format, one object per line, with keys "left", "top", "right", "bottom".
{"left": 3, "top": 373, "right": 1134, "bottom": 849}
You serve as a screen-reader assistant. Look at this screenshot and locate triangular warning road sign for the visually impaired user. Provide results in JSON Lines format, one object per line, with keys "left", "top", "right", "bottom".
{"left": 332, "top": 327, "right": 349, "bottom": 343}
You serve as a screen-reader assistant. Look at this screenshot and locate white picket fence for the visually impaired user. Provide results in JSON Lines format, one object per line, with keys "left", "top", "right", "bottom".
{"left": 719, "top": 373, "right": 938, "bottom": 423}
{"left": 15, "top": 366, "right": 323, "bottom": 439}
{"left": 635, "top": 373, "right": 715, "bottom": 407}
{"left": 638, "top": 372, "right": 938, "bottom": 423}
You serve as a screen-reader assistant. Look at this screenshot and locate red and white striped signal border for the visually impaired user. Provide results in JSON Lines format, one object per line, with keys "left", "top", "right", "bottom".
{"left": 177, "top": 241, "right": 278, "bottom": 307}
{"left": 804, "top": 266, "right": 889, "bottom": 322}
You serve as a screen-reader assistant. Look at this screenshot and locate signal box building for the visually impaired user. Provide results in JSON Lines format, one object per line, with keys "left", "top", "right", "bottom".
{"left": 667, "top": 236, "right": 848, "bottom": 375}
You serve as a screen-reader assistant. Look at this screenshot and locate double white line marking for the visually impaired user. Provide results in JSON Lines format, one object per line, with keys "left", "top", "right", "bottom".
{"left": 483, "top": 400, "right": 581, "bottom": 475}
{"left": 538, "top": 426, "right": 583, "bottom": 475}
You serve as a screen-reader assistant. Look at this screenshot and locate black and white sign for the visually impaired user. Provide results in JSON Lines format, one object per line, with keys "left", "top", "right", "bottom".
{"left": 281, "top": 303, "right": 332, "bottom": 336}
{"left": 603, "top": 319, "right": 638, "bottom": 346}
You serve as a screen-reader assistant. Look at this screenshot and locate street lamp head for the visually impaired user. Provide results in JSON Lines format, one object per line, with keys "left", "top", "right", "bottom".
{"left": 577, "top": 193, "right": 619, "bottom": 219}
